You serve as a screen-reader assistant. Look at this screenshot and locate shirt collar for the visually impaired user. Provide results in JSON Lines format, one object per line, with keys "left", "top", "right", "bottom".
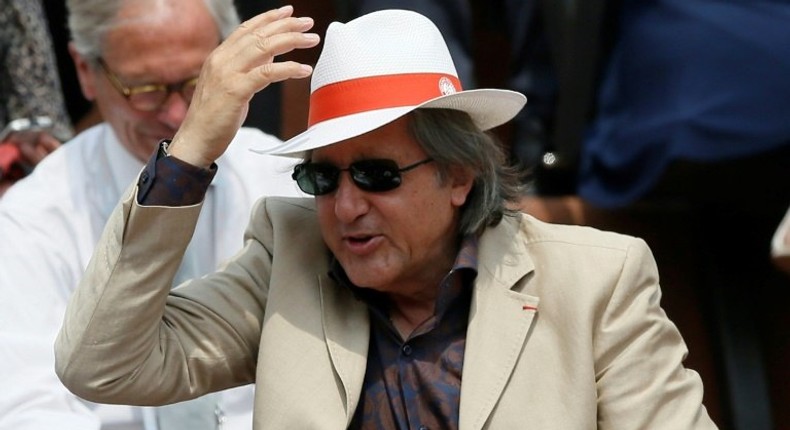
{"left": 102, "top": 125, "right": 144, "bottom": 197}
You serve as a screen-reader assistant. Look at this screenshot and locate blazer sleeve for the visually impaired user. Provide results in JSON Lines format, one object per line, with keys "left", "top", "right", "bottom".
{"left": 55, "top": 187, "right": 271, "bottom": 406}
{"left": 593, "top": 238, "right": 717, "bottom": 429}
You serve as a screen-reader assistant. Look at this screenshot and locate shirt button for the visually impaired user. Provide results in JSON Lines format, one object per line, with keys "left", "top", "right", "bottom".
{"left": 419, "top": 426, "right": 430, "bottom": 430}
{"left": 140, "top": 171, "right": 149, "bottom": 184}
{"left": 402, "top": 344, "right": 412, "bottom": 356}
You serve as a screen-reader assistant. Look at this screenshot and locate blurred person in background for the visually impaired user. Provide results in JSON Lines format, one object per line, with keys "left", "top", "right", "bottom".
{"left": 0, "top": 0, "right": 311, "bottom": 429}
{"left": 0, "top": 0, "right": 73, "bottom": 195}
{"left": 574, "top": 2, "right": 790, "bottom": 429}
{"left": 514, "top": 1, "right": 790, "bottom": 428}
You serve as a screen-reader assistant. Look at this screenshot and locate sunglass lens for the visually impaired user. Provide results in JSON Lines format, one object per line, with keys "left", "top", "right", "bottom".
{"left": 350, "top": 159, "right": 402, "bottom": 192}
{"left": 293, "top": 163, "right": 339, "bottom": 195}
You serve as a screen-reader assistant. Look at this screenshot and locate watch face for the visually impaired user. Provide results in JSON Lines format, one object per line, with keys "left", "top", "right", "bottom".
{"left": 158, "top": 140, "right": 172, "bottom": 158}
{"left": 1, "top": 116, "right": 53, "bottom": 142}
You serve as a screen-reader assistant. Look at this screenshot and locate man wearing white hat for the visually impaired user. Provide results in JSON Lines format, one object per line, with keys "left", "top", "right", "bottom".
{"left": 55, "top": 7, "right": 717, "bottom": 429}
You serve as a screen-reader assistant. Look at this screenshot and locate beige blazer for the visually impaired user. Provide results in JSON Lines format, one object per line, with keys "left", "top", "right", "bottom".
{"left": 56, "top": 192, "right": 717, "bottom": 429}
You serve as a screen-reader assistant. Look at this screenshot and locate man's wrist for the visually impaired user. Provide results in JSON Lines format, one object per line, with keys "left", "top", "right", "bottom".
{"left": 167, "top": 136, "right": 215, "bottom": 169}
{"left": 136, "top": 140, "right": 217, "bottom": 206}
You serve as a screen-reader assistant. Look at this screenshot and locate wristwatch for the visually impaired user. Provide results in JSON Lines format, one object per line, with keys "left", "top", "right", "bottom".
{"left": 157, "top": 139, "right": 172, "bottom": 159}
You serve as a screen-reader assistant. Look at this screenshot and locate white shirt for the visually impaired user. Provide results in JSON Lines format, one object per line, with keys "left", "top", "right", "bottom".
{"left": 0, "top": 123, "right": 303, "bottom": 430}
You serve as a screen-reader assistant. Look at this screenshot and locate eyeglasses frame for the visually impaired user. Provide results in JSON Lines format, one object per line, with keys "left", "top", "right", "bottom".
{"left": 95, "top": 57, "right": 199, "bottom": 112}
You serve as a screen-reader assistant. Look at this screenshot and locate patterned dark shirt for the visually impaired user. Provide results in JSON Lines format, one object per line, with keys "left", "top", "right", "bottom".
{"left": 337, "top": 237, "right": 479, "bottom": 430}
{"left": 136, "top": 141, "right": 216, "bottom": 206}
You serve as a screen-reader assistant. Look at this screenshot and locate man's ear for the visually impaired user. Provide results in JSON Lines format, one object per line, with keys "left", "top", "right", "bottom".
{"left": 449, "top": 166, "right": 475, "bottom": 208}
{"left": 68, "top": 42, "right": 97, "bottom": 101}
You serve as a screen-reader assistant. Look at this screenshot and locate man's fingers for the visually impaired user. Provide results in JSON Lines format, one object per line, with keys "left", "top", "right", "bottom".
{"left": 218, "top": 16, "right": 317, "bottom": 71}
{"left": 16, "top": 141, "right": 45, "bottom": 165}
{"left": 253, "top": 61, "right": 313, "bottom": 86}
{"left": 254, "top": 24, "right": 319, "bottom": 59}
{"left": 252, "top": 15, "right": 315, "bottom": 43}
{"left": 14, "top": 132, "right": 61, "bottom": 166}
{"left": 36, "top": 133, "right": 62, "bottom": 153}
{"left": 199, "top": 22, "right": 319, "bottom": 100}
{"left": 198, "top": 8, "right": 318, "bottom": 94}
{"left": 231, "top": 4, "right": 295, "bottom": 41}
{"left": 165, "top": 5, "right": 319, "bottom": 168}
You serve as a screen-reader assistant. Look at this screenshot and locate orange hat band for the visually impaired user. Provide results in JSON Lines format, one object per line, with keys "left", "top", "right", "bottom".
{"left": 307, "top": 73, "right": 462, "bottom": 127}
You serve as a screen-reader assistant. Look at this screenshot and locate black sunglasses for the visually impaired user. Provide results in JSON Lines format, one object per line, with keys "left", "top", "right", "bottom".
{"left": 292, "top": 158, "right": 434, "bottom": 196}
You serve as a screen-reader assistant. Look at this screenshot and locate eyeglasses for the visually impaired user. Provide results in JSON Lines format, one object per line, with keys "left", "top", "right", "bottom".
{"left": 96, "top": 58, "right": 199, "bottom": 112}
{"left": 292, "top": 158, "right": 434, "bottom": 196}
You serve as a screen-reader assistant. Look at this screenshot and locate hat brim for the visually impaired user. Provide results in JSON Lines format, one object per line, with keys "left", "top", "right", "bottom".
{"left": 251, "top": 88, "right": 526, "bottom": 158}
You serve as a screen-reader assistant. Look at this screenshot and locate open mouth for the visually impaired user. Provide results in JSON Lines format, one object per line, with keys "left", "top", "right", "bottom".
{"left": 343, "top": 234, "right": 381, "bottom": 255}
{"left": 348, "top": 235, "right": 373, "bottom": 244}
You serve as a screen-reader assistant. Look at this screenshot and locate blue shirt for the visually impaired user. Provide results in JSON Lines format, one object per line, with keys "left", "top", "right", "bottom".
{"left": 579, "top": 0, "right": 790, "bottom": 207}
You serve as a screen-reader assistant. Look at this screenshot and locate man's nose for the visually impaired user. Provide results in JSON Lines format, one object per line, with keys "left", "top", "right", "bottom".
{"left": 332, "top": 174, "right": 370, "bottom": 223}
{"left": 156, "top": 92, "right": 189, "bottom": 129}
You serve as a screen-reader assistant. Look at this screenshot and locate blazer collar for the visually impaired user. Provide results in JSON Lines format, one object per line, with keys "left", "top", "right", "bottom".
{"left": 460, "top": 214, "right": 540, "bottom": 430}
{"left": 319, "top": 272, "right": 369, "bottom": 423}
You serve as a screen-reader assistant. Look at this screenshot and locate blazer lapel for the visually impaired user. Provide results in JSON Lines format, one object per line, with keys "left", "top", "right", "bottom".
{"left": 319, "top": 273, "right": 370, "bottom": 423}
{"left": 459, "top": 215, "right": 540, "bottom": 430}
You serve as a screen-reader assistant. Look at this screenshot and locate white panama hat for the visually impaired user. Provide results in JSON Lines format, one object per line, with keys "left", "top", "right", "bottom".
{"left": 255, "top": 9, "right": 527, "bottom": 157}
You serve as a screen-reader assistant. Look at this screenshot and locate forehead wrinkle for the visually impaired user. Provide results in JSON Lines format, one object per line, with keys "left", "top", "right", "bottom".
{"left": 112, "top": 0, "right": 176, "bottom": 28}
{"left": 102, "top": 0, "right": 218, "bottom": 81}
{"left": 109, "top": 0, "right": 216, "bottom": 46}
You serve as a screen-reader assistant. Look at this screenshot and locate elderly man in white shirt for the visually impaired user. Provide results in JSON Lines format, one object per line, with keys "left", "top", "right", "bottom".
{"left": 0, "top": 0, "right": 313, "bottom": 429}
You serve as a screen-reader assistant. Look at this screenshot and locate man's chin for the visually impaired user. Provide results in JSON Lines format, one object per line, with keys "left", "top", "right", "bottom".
{"left": 344, "top": 266, "right": 393, "bottom": 293}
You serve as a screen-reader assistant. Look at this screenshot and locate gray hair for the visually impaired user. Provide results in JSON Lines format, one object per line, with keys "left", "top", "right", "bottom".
{"left": 409, "top": 108, "right": 526, "bottom": 235}
{"left": 67, "top": 0, "right": 240, "bottom": 60}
